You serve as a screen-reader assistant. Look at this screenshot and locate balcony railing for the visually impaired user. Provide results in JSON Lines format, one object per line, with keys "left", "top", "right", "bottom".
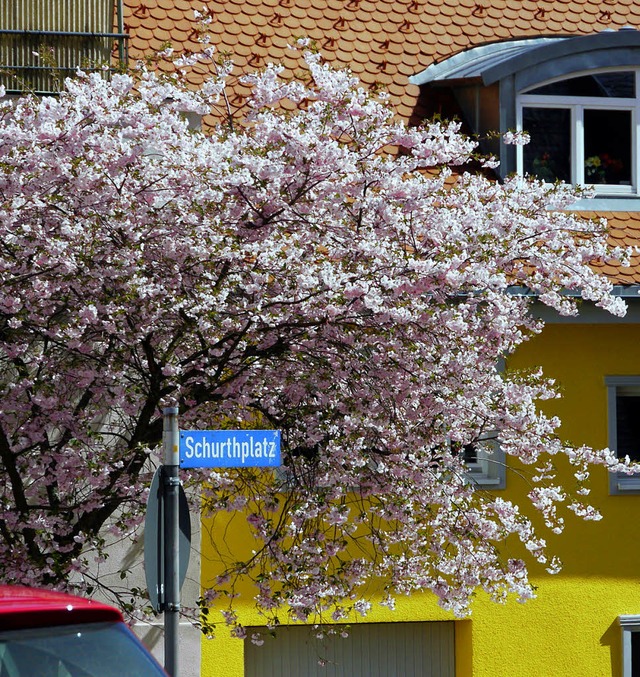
{"left": 0, "top": 1, "right": 128, "bottom": 94}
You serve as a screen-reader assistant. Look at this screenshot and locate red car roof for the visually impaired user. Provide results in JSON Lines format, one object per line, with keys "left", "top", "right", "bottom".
{"left": 0, "top": 586, "right": 123, "bottom": 630}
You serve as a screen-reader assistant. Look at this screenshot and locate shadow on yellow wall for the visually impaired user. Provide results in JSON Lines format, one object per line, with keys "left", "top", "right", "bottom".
{"left": 200, "top": 322, "right": 640, "bottom": 677}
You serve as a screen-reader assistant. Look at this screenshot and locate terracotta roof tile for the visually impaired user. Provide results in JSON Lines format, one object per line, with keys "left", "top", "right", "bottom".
{"left": 283, "top": 14, "right": 305, "bottom": 29}
{"left": 122, "top": 0, "right": 640, "bottom": 282}
{"left": 219, "top": 20, "right": 243, "bottom": 36}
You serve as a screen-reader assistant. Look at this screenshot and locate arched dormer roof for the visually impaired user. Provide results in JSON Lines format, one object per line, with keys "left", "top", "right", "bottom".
{"left": 410, "top": 28, "right": 640, "bottom": 91}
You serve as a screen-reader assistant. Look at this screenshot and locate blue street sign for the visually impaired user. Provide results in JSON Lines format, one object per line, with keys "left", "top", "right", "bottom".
{"left": 179, "top": 429, "right": 281, "bottom": 468}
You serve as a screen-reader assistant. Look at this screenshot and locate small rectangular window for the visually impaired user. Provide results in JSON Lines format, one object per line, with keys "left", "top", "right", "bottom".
{"left": 454, "top": 435, "right": 506, "bottom": 489}
{"left": 615, "top": 392, "right": 640, "bottom": 462}
{"left": 633, "top": 632, "right": 640, "bottom": 677}
{"left": 606, "top": 377, "right": 640, "bottom": 494}
{"left": 245, "top": 621, "right": 456, "bottom": 676}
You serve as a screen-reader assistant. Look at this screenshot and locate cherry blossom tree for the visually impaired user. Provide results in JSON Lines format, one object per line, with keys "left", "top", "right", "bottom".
{"left": 0, "top": 46, "right": 635, "bottom": 628}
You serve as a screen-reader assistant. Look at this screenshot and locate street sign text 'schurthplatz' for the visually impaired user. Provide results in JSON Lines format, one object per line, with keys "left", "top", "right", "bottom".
{"left": 179, "top": 429, "right": 281, "bottom": 468}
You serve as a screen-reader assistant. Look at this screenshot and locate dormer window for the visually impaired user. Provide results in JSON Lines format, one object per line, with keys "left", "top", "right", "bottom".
{"left": 410, "top": 28, "right": 640, "bottom": 209}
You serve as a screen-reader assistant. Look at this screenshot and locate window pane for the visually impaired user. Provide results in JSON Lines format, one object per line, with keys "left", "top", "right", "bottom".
{"left": 616, "top": 394, "right": 640, "bottom": 461}
{"left": 522, "top": 107, "right": 571, "bottom": 182}
{"left": 584, "top": 109, "right": 632, "bottom": 185}
{"left": 0, "top": 622, "right": 166, "bottom": 677}
{"left": 529, "top": 72, "right": 635, "bottom": 98}
{"left": 632, "top": 631, "right": 640, "bottom": 677}
{"left": 462, "top": 443, "right": 478, "bottom": 464}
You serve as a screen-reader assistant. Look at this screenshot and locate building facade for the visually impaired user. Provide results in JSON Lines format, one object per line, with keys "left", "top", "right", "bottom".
{"left": 4, "top": 1, "right": 640, "bottom": 675}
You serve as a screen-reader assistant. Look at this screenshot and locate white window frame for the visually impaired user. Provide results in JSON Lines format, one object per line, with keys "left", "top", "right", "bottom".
{"left": 606, "top": 376, "right": 640, "bottom": 494}
{"left": 517, "top": 68, "right": 640, "bottom": 196}
{"left": 620, "top": 615, "right": 640, "bottom": 677}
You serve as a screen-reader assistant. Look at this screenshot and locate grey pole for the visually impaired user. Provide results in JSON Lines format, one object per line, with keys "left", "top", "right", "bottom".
{"left": 163, "top": 406, "right": 180, "bottom": 676}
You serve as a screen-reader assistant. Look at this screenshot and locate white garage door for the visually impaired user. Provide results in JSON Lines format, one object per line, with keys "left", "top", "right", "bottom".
{"left": 245, "top": 621, "right": 455, "bottom": 677}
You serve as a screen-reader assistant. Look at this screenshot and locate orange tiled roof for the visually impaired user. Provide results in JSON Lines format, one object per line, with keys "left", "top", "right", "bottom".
{"left": 122, "top": 0, "right": 640, "bottom": 121}
{"left": 121, "top": 0, "right": 640, "bottom": 283}
{"left": 587, "top": 213, "right": 640, "bottom": 285}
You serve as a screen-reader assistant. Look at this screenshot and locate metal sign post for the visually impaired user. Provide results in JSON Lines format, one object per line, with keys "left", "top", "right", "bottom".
{"left": 144, "top": 416, "right": 280, "bottom": 677}
{"left": 163, "top": 406, "right": 180, "bottom": 677}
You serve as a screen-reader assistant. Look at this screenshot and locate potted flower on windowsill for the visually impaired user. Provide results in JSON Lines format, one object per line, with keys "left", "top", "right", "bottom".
{"left": 585, "top": 153, "right": 624, "bottom": 184}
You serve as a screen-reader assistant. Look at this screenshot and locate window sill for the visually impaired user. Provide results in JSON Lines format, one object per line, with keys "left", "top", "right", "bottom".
{"left": 610, "top": 476, "right": 640, "bottom": 494}
{"left": 466, "top": 473, "right": 505, "bottom": 489}
{"left": 568, "top": 197, "right": 640, "bottom": 212}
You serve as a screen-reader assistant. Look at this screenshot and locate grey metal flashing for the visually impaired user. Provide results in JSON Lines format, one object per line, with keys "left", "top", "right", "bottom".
{"left": 409, "top": 37, "right": 564, "bottom": 86}
{"left": 485, "top": 29, "right": 640, "bottom": 85}
{"left": 531, "top": 301, "right": 640, "bottom": 324}
{"left": 499, "top": 75, "right": 516, "bottom": 169}
{"left": 512, "top": 45, "right": 640, "bottom": 93}
{"left": 508, "top": 285, "right": 640, "bottom": 324}
{"left": 611, "top": 285, "right": 640, "bottom": 297}
{"left": 410, "top": 29, "right": 640, "bottom": 90}
{"left": 508, "top": 285, "right": 640, "bottom": 298}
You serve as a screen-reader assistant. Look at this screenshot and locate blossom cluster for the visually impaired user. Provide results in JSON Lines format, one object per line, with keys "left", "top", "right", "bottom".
{"left": 0, "top": 48, "right": 634, "bottom": 625}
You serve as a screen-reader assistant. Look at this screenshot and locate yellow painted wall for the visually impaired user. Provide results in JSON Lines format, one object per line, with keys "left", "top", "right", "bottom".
{"left": 477, "top": 322, "right": 640, "bottom": 677}
{"left": 201, "top": 322, "right": 640, "bottom": 677}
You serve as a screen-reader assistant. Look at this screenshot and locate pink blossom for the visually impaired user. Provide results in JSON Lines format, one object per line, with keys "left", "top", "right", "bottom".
{"left": 0, "top": 47, "right": 635, "bottom": 625}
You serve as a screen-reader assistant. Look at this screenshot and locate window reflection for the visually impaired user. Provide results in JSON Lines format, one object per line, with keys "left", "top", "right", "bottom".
{"left": 528, "top": 71, "right": 635, "bottom": 98}
{"left": 523, "top": 107, "right": 571, "bottom": 183}
{"left": 583, "top": 109, "right": 631, "bottom": 185}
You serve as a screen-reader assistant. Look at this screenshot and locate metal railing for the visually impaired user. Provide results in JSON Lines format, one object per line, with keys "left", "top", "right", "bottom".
{"left": 0, "top": 1, "right": 128, "bottom": 94}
